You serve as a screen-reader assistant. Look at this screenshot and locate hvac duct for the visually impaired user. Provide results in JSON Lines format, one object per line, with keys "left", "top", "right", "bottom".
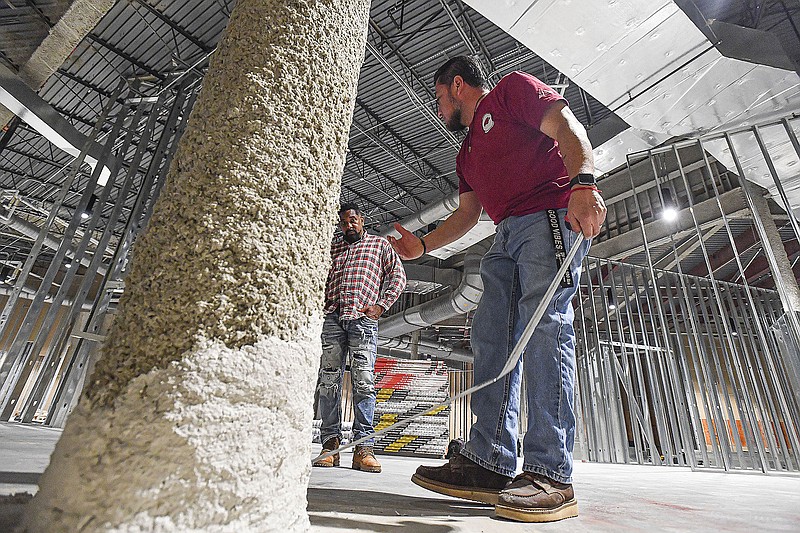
{"left": 379, "top": 336, "right": 474, "bottom": 363}
{"left": 463, "top": 0, "right": 800, "bottom": 203}
{"left": 465, "top": 0, "right": 800, "bottom": 139}
{"left": 379, "top": 236, "right": 491, "bottom": 340}
{"left": 402, "top": 263, "right": 463, "bottom": 295}
{"left": 0, "top": 207, "right": 107, "bottom": 276}
{"left": 380, "top": 191, "right": 496, "bottom": 259}
{"left": 380, "top": 190, "right": 460, "bottom": 237}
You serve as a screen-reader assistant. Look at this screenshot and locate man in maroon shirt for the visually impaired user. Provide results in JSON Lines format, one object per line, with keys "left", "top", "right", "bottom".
{"left": 389, "top": 56, "right": 606, "bottom": 522}
{"left": 314, "top": 203, "right": 406, "bottom": 473}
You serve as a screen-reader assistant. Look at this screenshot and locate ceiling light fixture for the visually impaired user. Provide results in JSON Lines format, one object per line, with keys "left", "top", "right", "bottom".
{"left": 661, "top": 188, "right": 678, "bottom": 222}
{"left": 81, "top": 194, "right": 98, "bottom": 220}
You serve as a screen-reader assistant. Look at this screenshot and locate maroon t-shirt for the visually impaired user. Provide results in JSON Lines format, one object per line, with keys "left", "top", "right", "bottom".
{"left": 457, "top": 71, "right": 570, "bottom": 224}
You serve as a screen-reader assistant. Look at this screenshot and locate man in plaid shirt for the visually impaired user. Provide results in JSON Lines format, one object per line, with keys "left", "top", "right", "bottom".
{"left": 313, "top": 202, "right": 406, "bottom": 473}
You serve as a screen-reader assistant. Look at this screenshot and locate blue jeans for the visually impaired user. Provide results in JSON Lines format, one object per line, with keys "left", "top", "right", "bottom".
{"left": 317, "top": 312, "right": 379, "bottom": 445}
{"left": 461, "top": 209, "right": 590, "bottom": 483}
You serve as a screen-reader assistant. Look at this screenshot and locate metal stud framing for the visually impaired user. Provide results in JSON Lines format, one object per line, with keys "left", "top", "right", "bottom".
{"left": 0, "top": 82, "right": 195, "bottom": 425}
{"left": 574, "top": 115, "right": 800, "bottom": 473}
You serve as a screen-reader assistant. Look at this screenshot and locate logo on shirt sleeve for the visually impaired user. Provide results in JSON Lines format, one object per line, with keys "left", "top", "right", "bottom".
{"left": 481, "top": 113, "right": 494, "bottom": 134}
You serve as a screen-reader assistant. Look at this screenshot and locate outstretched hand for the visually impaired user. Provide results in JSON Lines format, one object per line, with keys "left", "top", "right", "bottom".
{"left": 566, "top": 188, "right": 606, "bottom": 238}
{"left": 387, "top": 223, "right": 425, "bottom": 260}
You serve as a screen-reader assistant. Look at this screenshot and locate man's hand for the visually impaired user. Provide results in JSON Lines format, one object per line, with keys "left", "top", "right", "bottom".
{"left": 566, "top": 188, "right": 606, "bottom": 238}
{"left": 387, "top": 223, "right": 425, "bottom": 260}
{"left": 360, "top": 304, "right": 385, "bottom": 320}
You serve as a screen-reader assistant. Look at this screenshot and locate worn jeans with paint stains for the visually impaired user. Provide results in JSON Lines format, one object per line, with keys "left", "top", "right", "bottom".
{"left": 460, "top": 209, "right": 590, "bottom": 484}
{"left": 317, "top": 312, "right": 379, "bottom": 446}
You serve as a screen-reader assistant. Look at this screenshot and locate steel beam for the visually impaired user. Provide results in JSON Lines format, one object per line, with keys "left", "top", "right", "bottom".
{"left": 591, "top": 189, "right": 750, "bottom": 259}
{"left": 132, "top": 0, "right": 213, "bottom": 54}
{"left": 0, "top": 64, "right": 114, "bottom": 185}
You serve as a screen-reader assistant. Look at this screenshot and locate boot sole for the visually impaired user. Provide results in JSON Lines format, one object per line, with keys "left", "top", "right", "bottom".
{"left": 495, "top": 499, "right": 578, "bottom": 523}
{"left": 352, "top": 464, "right": 382, "bottom": 473}
{"left": 312, "top": 454, "right": 340, "bottom": 467}
{"left": 411, "top": 473, "right": 499, "bottom": 505}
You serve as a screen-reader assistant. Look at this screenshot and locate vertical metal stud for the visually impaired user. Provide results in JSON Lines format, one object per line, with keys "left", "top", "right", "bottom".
{"left": 47, "top": 85, "right": 195, "bottom": 427}
{"left": 0, "top": 85, "right": 126, "bottom": 419}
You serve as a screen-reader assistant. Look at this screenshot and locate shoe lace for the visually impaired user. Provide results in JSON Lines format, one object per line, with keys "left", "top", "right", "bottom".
{"left": 512, "top": 472, "right": 569, "bottom": 491}
{"left": 512, "top": 472, "right": 539, "bottom": 483}
{"left": 356, "top": 446, "right": 375, "bottom": 458}
{"left": 448, "top": 453, "right": 474, "bottom": 473}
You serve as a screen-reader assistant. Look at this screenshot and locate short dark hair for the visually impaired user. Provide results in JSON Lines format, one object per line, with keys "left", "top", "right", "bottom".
{"left": 338, "top": 202, "right": 362, "bottom": 216}
{"left": 433, "top": 56, "right": 488, "bottom": 90}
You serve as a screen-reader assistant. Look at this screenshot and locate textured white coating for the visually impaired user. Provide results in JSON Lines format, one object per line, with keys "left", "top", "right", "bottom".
{"left": 19, "top": 0, "right": 370, "bottom": 530}
{"left": 23, "top": 332, "right": 321, "bottom": 532}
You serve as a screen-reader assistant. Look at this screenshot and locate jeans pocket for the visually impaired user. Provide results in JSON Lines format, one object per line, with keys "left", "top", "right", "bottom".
{"left": 359, "top": 316, "right": 379, "bottom": 330}
{"left": 352, "top": 318, "right": 378, "bottom": 356}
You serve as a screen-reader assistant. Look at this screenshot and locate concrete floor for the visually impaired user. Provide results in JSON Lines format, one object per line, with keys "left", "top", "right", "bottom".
{"left": 0, "top": 423, "right": 61, "bottom": 495}
{"left": 309, "top": 449, "right": 800, "bottom": 532}
{"left": 2, "top": 423, "right": 799, "bottom": 532}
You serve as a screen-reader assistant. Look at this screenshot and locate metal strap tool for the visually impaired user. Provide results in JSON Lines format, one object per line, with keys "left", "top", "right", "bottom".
{"left": 312, "top": 233, "right": 586, "bottom": 464}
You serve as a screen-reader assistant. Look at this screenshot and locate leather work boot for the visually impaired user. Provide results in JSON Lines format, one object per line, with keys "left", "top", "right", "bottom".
{"left": 495, "top": 471, "right": 578, "bottom": 522}
{"left": 312, "top": 437, "right": 341, "bottom": 467}
{"left": 352, "top": 446, "right": 382, "bottom": 473}
{"left": 411, "top": 453, "right": 511, "bottom": 505}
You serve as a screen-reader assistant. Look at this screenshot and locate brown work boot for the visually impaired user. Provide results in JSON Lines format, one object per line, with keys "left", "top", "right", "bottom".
{"left": 495, "top": 471, "right": 578, "bottom": 522}
{"left": 411, "top": 453, "right": 511, "bottom": 505}
{"left": 312, "top": 437, "right": 340, "bottom": 467}
{"left": 352, "top": 446, "right": 382, "bottom": 473}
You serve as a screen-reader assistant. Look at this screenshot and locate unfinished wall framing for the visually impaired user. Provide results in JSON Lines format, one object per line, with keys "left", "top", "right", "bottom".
{"left": 573, "top": 116, "right": 800, "bottom": 473}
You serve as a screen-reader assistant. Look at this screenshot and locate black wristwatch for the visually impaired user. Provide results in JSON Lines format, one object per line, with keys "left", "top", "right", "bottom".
{"left": 569, "top": 173, "right": 597, "bottom": 188}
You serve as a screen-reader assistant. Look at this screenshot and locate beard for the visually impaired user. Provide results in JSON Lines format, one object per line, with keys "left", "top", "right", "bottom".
{"left": 445, "top": 107, "right": 467, "bottom": 132}
{"left": 343, "top": 230, "right": 362, "bottom": 244}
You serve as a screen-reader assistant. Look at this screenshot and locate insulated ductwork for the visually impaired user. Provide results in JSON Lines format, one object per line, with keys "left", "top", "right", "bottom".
{"left": 463, "top": 0, "right": 800, "bottom": 205}
{"left": 402, "top": 263, "right": 462, "bottom": 294}
{"left": 464, "top": 0, "right": 800, "bottom": 141}
{"left": 379, "top": 336, "right": 474, "bottom": 363}
{"left": 0, "top": 207, "right": 107, "bottom": 276}
{"left": 379, "top": 236, "right": 491, "bottom": 340}
{"left": 380, "top": 190, "right": 496, "bottom": 260}
{"left": 380, "top": 190, "right": 459, "bottom": 237}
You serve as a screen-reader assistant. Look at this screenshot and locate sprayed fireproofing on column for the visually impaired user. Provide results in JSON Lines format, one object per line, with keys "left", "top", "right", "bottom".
{"left": 21, "top": 1, "right": 372, "bottom": 531}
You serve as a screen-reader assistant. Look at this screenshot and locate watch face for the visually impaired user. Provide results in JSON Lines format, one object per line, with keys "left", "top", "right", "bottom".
{"left": 576, "top": 173, "right": 596, "bottom": 185}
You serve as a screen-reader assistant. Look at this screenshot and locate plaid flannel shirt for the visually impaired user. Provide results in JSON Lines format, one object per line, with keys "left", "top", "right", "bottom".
{"left": 324, "top": 232, "right": 406, "bottom": 320}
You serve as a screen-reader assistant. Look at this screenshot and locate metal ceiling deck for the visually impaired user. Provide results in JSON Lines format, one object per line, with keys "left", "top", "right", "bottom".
{"left": 0, "top": 0, "right": 617, "bottom": 258}
{"left": 0, "top": 0, "right": 71, "bottom": 70}
{"left": 0, "top": 0, "right": 797, "bottom": 283}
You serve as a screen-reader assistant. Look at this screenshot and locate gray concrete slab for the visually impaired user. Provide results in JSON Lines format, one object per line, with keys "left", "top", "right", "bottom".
{"left": 1, "top": 424, "right": 799, "bottom": 532}
{"left": 309, "top": 449, "right": 800, "bottom": 532}
{"left": 0, "top": 423, "right": 62, "bottom": 530}
{"left": 0, "top": 423, "right": 60, "bottom": 495}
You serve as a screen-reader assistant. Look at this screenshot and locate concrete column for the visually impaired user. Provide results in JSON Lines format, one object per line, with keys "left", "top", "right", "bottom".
{"left": 0, "top": 0, "right": 116, "bottom": 127}
{"left": 21, "top": 1, "right": 370, "bottom": 531}
{"left": 747, "top": 186, "right": 800, "bottom": 313}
